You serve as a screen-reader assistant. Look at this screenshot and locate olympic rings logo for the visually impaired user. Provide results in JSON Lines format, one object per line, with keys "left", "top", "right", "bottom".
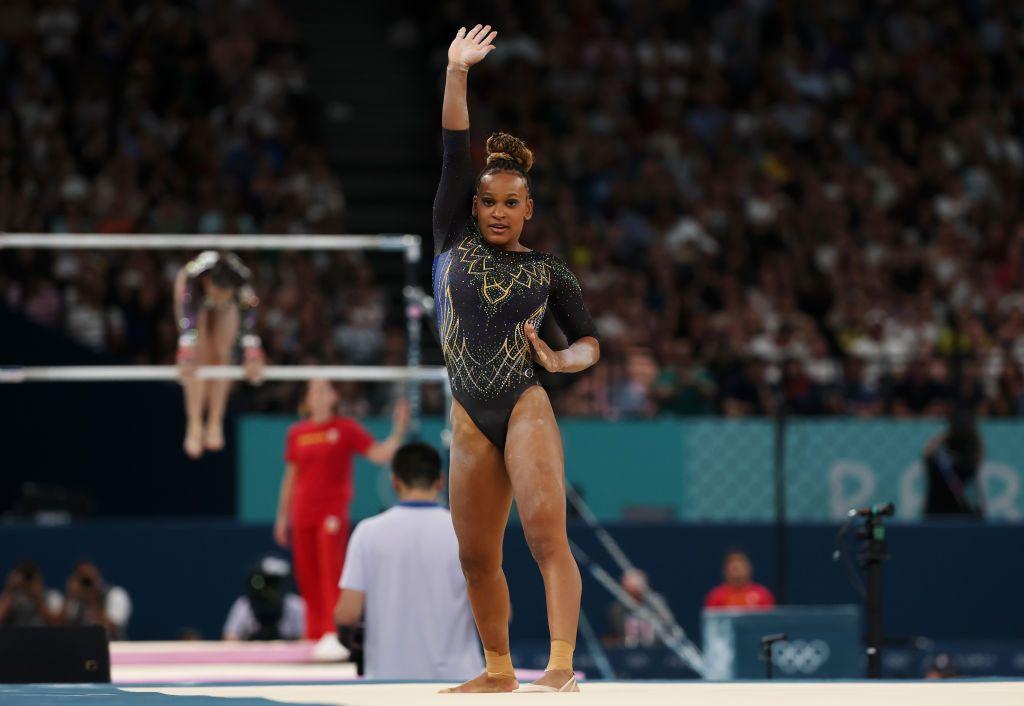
{"left": 771, "top": 639, "right": 831, "bottom": 674}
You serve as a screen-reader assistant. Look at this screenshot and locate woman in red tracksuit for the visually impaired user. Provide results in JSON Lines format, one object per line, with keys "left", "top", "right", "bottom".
{"left": 274, "top": 379, "right": 408, "bottom": 658}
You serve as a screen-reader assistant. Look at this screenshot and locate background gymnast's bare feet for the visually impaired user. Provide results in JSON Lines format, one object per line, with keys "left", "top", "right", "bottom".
{"left": 204, "top": 422, "right": 225, "bottom": 451}
{"left": 440, "top": 672, "right": 518, "bottom": 693}
{"left": 184, "top": 421, "right": 204, "bottom": 459}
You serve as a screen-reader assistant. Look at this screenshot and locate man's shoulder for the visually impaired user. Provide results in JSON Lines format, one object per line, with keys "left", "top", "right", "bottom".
{"left": 351, "top": 507, "right": 400, "bottom": 537}
{"left": 357, "top": 505, "right": 453, "bottom": 536}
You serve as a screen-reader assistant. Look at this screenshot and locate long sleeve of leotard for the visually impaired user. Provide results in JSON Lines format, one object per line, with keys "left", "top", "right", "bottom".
{"left": 547, "top": 257, "right": 599, "bottom": 344}
{"left": 432, "top": 128, "right": 473, "bottom": 255}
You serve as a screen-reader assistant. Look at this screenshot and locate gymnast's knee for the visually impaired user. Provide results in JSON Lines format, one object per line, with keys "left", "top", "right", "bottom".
{"left": 523, "top": 528, "right": 570, "bottom": 568}
{"left": 459, "top": 547, "right": 502, "bottom": 586}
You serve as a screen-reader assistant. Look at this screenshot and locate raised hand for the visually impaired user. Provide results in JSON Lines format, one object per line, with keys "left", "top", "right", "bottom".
{"left": 448, "top": 24, "right": 497, "bottom": 70}
{"left": 525, "top": 322, "right": 563, "bottom": 373}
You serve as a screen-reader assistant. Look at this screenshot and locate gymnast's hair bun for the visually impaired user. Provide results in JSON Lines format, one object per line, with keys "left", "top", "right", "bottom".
{"left": 485, "top": 132, "right": 534, "bottom": 172}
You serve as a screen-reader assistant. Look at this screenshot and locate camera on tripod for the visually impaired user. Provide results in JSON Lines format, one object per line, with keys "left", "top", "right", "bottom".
{"left": 849, "top": 502, "right": 895, "bottom": 519}
{"left": 834, "top": 501, "right": 895, "bottom": 678}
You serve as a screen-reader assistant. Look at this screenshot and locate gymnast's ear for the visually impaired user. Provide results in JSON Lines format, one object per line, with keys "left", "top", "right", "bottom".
{"left": 525, "top": 195, "right": 533, "bottom": 221}
{"left": 471, "top": 194, "right": 479, "bottom": 218}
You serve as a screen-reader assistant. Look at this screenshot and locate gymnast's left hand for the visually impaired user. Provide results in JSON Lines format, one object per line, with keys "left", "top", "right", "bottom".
{"left": 525, "top": 322, "right": 563, "bottom": 373}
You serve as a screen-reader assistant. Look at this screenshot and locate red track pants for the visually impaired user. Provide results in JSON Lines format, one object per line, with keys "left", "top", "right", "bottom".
{"left": 291, "top": 515, "right": 350, "bottom": 640}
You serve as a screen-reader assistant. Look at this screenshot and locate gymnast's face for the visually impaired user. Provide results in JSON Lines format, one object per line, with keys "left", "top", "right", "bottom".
{"left": 305, "top": 379, "right": 339, "bottom": 419}
{"left": 473, "top": 172, "right": 533, "bottom": 250}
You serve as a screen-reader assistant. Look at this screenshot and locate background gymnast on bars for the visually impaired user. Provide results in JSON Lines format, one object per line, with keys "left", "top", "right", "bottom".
{"left": 433, "top": 24, "right": 601, "bottom": 693}
{"left": 174, "top": 251, "right": 265, "bottom": 459}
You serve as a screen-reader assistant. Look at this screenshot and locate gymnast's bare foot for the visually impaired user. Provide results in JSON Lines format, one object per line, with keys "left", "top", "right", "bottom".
{"left": 204, "top": 422, "right": 225, "bottom": 451}
{"left": 439, "top": 672, "right": 518, "bottom": 693}
{"left": 522, "top": 669, "right": 579, "bottom": 691}
{"left": 184, "top": 422, "right": 204, "bottom": 459}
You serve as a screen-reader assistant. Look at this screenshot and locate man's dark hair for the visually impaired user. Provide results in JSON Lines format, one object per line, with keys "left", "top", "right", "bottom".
{"left": 392, "top": 442, "right": 442, "bottom": 490}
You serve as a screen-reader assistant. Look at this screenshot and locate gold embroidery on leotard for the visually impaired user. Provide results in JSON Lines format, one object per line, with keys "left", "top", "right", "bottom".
{"left": 438, "top": 240, "right": 547, "bottom": 399}
{"left": 456, "top": 235, "right": 551, "bottom": 305}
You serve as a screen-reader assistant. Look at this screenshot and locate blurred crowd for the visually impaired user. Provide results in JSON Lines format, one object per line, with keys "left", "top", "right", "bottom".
{"left": 415, "top": 0, "right": 1024, "bottom": 419}
{"left": 4, "top": 0, "right": 1024, "bottom": 418}
{"left": 0, "top": 0, "right": 385, "bottom": 410}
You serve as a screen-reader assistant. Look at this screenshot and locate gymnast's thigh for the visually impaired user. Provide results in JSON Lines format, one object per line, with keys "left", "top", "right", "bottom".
{"left": 448, "top": 398, "right": 513, "bottom": 558}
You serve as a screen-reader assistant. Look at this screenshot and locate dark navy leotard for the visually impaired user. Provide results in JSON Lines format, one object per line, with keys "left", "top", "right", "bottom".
{"left": 431, "top": 129, "right": 598, "bottom": 449}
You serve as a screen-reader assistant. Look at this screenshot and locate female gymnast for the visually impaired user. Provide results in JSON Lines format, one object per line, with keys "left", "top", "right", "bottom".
{"left": 434, "top": 25, "right": 601, "bottom": 693}
{"left": 174, "top": 251, "right": 265, "bottom": 459}
{"left": 274, "top": 379, "right": 408, "bottom": 660}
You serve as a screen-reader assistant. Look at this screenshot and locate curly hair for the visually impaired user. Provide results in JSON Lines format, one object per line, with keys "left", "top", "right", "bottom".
{"left": 477, "top": 131, "right": 534, "bottom": 193}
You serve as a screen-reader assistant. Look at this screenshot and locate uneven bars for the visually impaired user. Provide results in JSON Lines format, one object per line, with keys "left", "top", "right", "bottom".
{"left": 0, "top": 233, "right": 419, "bottom": 252}
{"left": 0, "top": 365, "right": 449, "bottom": 384}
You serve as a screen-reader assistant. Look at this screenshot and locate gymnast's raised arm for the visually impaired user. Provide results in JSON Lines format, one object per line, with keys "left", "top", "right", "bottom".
{"left": 432, "top": 24, "right": 497, "bottom": 255}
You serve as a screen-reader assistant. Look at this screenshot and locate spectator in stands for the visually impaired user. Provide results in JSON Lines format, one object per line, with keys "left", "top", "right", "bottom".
{"left": 58, "top": 560, "right": 132, "bottom": 639}
{"left": 5, "top": 1, "right": 1024, "bottom": 422}
{"left": 838, "top": 356, "right": 883, "bottom": 417}
{"left": 609, "top": 348, "right": 660, "bottom": 418}
{"left": 704, "top": 549, "right": 775, "bottom": 611}
{"left": 606, "top": 569, "right": 679, "bottom": 648}
{"left": 654, "top": 339, "right": 716, "bottom": 415}
{"left": 779, "top": 359, "right": 826, "bottom": 416}
{"left": 223, "top": 556, "right": 305, "bottom": 641}
{"left": 0, "top": 560, "right": 63, "bottom": 627}
{"left": 992, "top": 361, "right": 1024, "bottom": 417}
{"left": 891, "top": 359, "right": 949, "bottom": 417}
{"left": 335, "top": 442, "right": 482, "bottom": 681}
{"left": 951, "top": 359, "right": 990, "bottom": 417}
{"left": 722, "top": 358, "right": 775, "bottom": 418}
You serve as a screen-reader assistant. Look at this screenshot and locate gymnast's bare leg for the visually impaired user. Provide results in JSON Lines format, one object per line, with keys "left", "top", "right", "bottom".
{"left": 175, "top": 271, "right": 207, "bottom": 459}
{"left": 504, "top": 386, "right": 580, "bottom": 690}
{"left": 202, "top": 304, "right": 239, "bottom": 451}
{"left": 442, "top": 399, "right": 518, "bottom": 694}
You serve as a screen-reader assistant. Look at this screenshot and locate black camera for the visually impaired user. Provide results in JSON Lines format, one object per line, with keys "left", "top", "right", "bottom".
{"left": 849, "top": 502, "right": 895, "bottom": 519}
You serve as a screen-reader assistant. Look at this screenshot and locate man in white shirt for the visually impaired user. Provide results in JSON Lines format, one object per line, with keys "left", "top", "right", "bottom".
{"left": 335, "top": 442, "right": 483, "bottom": 681}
